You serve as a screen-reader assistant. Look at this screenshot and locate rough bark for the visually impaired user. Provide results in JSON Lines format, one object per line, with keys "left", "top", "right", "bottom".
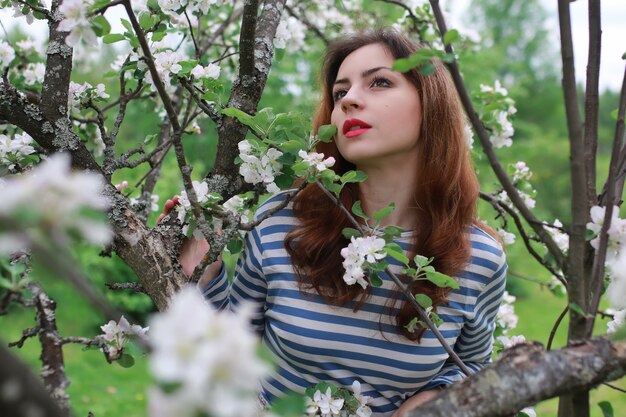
{"left": 408, "top": 339, "right": 626, "bottom": 417}
{"left": 211, "top": 0, "right": 288, "bottom": 198}
{"left": 28, "top": 283, "right": 70, "bottom": 413}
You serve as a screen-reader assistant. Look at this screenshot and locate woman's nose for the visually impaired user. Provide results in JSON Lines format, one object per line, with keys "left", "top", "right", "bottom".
{"left": 341, "top": 89, "right": 362, "bottom": 112}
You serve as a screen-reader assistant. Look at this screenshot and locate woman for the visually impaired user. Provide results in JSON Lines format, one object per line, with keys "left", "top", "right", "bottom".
{"left": 161, "top": 30, "right": 507, "bottom": 417}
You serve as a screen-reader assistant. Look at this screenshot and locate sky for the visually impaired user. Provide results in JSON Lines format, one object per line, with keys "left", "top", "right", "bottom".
{"left": 443, "top": 0, "right": 625, "bottom": 91}
{"left": 0, "top": 0, "right": 624, "bottom": 90}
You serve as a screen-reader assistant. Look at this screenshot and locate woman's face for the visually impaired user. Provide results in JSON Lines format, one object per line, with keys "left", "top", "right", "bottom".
{"left": 330, "top": 43, "right": 423, "bottom": 170}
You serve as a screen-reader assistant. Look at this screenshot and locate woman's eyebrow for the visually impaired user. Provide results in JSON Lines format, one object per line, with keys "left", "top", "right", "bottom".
{"left": 334, "top": 66, "right": 392, "bottom": 85}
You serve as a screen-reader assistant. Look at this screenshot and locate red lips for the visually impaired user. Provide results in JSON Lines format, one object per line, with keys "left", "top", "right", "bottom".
{"left": 342, "top": 118, "right": 372, "bottom": 138}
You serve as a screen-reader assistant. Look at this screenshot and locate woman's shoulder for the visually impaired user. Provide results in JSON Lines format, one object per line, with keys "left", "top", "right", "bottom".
{"left": 252, "top": 189, "right": 298, "bottom": 226}
{"left": 468, "top": 223, "right": 507, "bottom": 273}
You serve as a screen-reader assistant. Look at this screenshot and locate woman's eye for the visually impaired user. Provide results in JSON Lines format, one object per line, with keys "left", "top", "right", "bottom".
{"left": 333, "top": 89, "right": 347, "bottom": 102}
{"left": 371, "top": 77, "right": 391, "bottom": 88}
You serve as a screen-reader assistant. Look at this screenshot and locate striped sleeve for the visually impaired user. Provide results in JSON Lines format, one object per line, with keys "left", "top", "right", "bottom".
{"left": 422, "top": 232, "right": 508, "bottom": 390}
{"left": 199, "top": 217, "right": 269, "bottom": 335}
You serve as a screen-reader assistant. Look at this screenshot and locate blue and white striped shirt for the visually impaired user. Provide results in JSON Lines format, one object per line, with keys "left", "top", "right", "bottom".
{"left": 201, "top": 191, "right": 507, "bottom": 416}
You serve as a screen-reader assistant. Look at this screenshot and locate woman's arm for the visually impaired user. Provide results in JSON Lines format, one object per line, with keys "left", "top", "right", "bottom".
{"left": 391, "top": 388, "right": 443, "bottom": 417}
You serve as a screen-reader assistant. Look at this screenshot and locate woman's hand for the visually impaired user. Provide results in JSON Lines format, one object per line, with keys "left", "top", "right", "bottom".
{"left": 157, "top": 196, "right": 221, "bottom": 286}
{"left": 391, "top": 388, "right": 442, "bottom": 417}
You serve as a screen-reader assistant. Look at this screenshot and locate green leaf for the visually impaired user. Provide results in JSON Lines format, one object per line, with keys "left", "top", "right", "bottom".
{"left": 610, "top": 108, "right": 619, "bottom": 121}
{"left": 317, "top": 124, "right": 337, "bottom": 143}
{"left": 340, "top": 170, "right": 367, "bottom": 184}
{"left": 373, "top": 202, "right": 395, "bottom": 222}
{"left": 226, "top": 238, "right": 243, "bottom": 254}
{"left": 569, "top": 302, "right": 588, "bottom": 318}
{"left": 102, "top": 33, "right": 126, "bottom": 44}
{"left": 598, "top": 401, "right": 614, "bottom": 417}
{"left": 271, "top": 392, "right": 305, "bottom": 417}
{"left": 117, "top": 353, "right": 135, "bottom": 368}
{"left": 138, "top": 11, "right": 153, "bottom": 30}
{"left": 415, "top": 293, "right": 432, "bottom": 309}
{"left": 369, "top": 272, "right": 383, "bottom": 287}
{"left": 91, "top": 0, "right": 111, "bottom": 10}
{"left": 342, "top": 227, "right": 362, "bottom": 239}
{"left": 382, "top": 225, "right": 404, "bottom": 239}
{"left": 622, "top": 51, "right": 626, "bottom": 60}
{"left": 351, "top": 200, "right": 368, "bottom": 220}
{"left": 385, "top": 242, "right": 409, "bottom": 265}
{"left": 221, "top": 107, "right": 256, "bottom": 129}
{"left": 253, "top": 108, "right": 275, "bottom": 134}
{"left": 419, "top": 63, "right": 436, "bottom": 76}
{"left": 430, "top": 312, "right": 443, "bottom": 327}
{"left": 425, "top": 270, "right": 460, "bottom": 289}
{"left": 121, "top": 18, "right": 133, "bottom": 33}
{"left": 176, "top": 60, "right": 198, "bottom": 76}
{"left": 0, "top": 277, "right": 14, "bottom": 290}
{"left": 151, "top": 29, "right": 166, "bottom": 42}
{"left": 443, "top": 29, "right": 460, "bottom": 45}
{"left": 413, "top": 255, "right": 431, "bottom": 267}
{"left": 91, "top": 15, "right": 111, "bottom": 36}
{"left": 392, "top": 57, "right": 416, "bottom": 73}
{"left": 275, "top": 48, "right": 285, "bottom": 62}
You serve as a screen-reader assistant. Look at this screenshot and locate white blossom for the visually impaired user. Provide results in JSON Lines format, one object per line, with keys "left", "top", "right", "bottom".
{"left": 158, "top": 0, "right": 187, "bottom": 14}
{"left": 606, "top": 308, "right": 626, "bottom": 335}
{"left": 0, "top": 132, "right": 36, "bottom": 169}
{"left": 0, "top": 40, "right": 16, "bottom": 68}
{"left": 512, "top": 161, "right": 532, "bottom": 182}
{"left": 496, "top": 291, "right": 518, "bottom": 332}
{"left": 546, "top": 219, "right": 569, "bottom": 252}
{"left": 16, "top": 39, "right": 38, "bottom": 52}
{"left": 100, "top": 316, "right": 149, "bottom": 357}
{"left": 306, "top": 387, "right": 344, "bottom": 417}
{"left": 238, "top": 141, "right": 283, "bottom": 193}
{"left": 22, "top": 63, "right": 46, "bottom": 86}
{"left": 480, "top": 79, "right": 508, "bottom": 96}
{"left": 464, "top": 122, "right": 474, "bottom": 149}
{"left": 12, "top": 4, "right": 36, "bottom": 25}
{"left": 496, "top": 334, "right": 526, "bottom": 349}
{"left": 275, "top": 16, "right": 306, "bottom": 52}
{"left": 520, "top": 407, "right": 537, "bottom": 417}
{"left": 497, "top": 190, "right": 535, "bottom": 210}
{"left": 154, "top": 50, "right": 186, "bottom": 75}
{"left": 58, "top": 0, "right": 98, "bottom": 47}
{"left": 191, "top": 63, "right": 221, "bottom": 79}
{"left": 497, "top": 229, "right": 516, "bottom": 245}
{"left": 298, "top": 149, "right": 336, "bottom": 173}
{"left": 222, "top": 195, "right": 250, "bottom": 225}
{"left": 351, "top": 381, "right": 372, "bottom": 417}
{"left": 148, "top": 286, "right": 270, "bottom": 417}
{"left": 0, "top": 153, "right": 112, "bottom": 253}
{"left": 340, "top": 236, "right": 387, "bottom": 289}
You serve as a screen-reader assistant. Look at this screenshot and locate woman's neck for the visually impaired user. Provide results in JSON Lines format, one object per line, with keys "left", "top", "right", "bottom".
{"left": 357, "top": 164, "right": 419, "bottom": 231}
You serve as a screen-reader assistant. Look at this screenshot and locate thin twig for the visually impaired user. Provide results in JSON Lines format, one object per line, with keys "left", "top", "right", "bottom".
{"left": 603, "top": 382, "right": 626, "bottom": 394}
{"left": 480, "top": 192, "right": 566, "bottom": 286}
{"left": 547, "top": 304, "right": 569, "bottom": 351}
{"left": 105, "top": 282, "right": 146, "bottom": 293}
{"left": 8, "top": 327, "right": 38, "bottom": 348}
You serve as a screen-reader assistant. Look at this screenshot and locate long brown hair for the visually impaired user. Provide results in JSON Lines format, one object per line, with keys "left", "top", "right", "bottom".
{"left": 285, "top": 30, "right": 482, "bottom": 340}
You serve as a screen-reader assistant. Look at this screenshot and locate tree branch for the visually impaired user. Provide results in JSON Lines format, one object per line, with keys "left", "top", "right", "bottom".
{"left": 407, "top": 339, "right": 626, "bottom": 417}
{"left": 210, "top": 0, "right": 287, "bottom": 198}
{"left": 583, "top": 0, "right": 601, "bottom": 207}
